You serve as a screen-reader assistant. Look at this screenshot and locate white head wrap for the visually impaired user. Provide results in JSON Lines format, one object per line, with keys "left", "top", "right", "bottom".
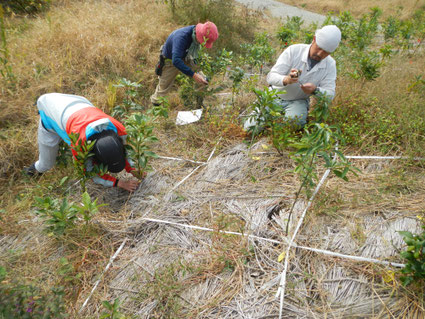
{"left": 315, "top": 25, "right": 341, "bottom": 53}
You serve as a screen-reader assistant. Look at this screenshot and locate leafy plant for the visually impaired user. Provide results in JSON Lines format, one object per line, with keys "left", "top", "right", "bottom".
{"left": 326, "top": 11, "right": 355, "bottom": 41}
{"left": 270, "top": 119, "right": 298, "bottom": 155}
{"left": 0, "top": 269, "right": 66, "bottom": 319}
{"left": 112, "top": 78, "right": 143, "bottom": 119}
{"left": 276, "top": 16, "right": 304, "bottom": 47}
{"left": 148, "top": 96, "right": 169, "bottom": 118}
{"left": 309, "top": 91, "right": 332, "bottom": 123}
{"left": 324, "top": 7, "right": 381, "bottom": 52}
{"left": 398, "top": 224, "right": 425, "bottom": 286}
{"left": 228, "top": 66, "right": 245, "bottom": 105}
{"left": 34, "top": 196, "right": 78, "bottom": 236}
{"left": 34, "top": 192, "right": 104, "bottom": 236}
{"left": 383, "top": 16, "right": 400, "bottom": 40}
{"left": 276, "top": 26, "right": 296, "bottom": 47}
{"left": 74, "top": 191, "right": 106, "bottom": 224}
{"left": 125, "top": 113, "right": 158, "bottom": 176}
{"left": 101, "top": 298, "right": 127, "bottom": 319}
{"left": 285, "top": 16, "right": 303, "bottom": 32}
{"left": 178, "top": 46, "right": 229, "bottom": 108}
{"left": 245, "top": 88, "right": 281, "bottom": 135}
{"left": 350, "top": 50, "right": 383, "bottom": 83}
{"left": 285, "top": 123, "right": 358, "bottom": 234}
{"left": 209, "top": 48, "right": 233, "bottom": 79}
{"left": 240, "top": 32, "right": 275, "bottom": 74}
{"left": 69, "top": 133, "right": 107, "bottom": 192}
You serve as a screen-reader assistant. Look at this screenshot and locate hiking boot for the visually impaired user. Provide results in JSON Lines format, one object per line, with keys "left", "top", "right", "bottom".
{"left": 23, "top": 163, "right": 43, "bottom": 177}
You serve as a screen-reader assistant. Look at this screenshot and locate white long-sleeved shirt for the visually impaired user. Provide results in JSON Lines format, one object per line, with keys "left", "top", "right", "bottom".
{"left": 267, "top": 44, "right": 337, "bottom": 101}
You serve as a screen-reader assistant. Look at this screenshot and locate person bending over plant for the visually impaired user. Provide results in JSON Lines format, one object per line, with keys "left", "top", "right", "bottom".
{"left": 24, "top": 93, "right": 141, "bottom": 192}
{"left": 150, "top": 21, "right": 219, "bottom": 106}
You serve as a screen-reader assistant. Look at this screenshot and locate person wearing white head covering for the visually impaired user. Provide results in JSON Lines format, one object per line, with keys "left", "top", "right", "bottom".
{"left": 257, "top": 24, "right": 342, "bottom": 129}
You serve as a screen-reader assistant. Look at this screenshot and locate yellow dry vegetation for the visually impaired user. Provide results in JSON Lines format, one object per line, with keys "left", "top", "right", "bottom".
{"left": 0, "top": 0, "right": 174, "bottom": 183}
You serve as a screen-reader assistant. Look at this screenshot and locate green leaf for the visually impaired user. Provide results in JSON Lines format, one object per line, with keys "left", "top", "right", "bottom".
{"left": 82, "top": 192, "right": 91, "bottom": 207}
{"left": 102, "top": 300, "right": 113, "bottom": 310}
{"left": 59, "top": 176, "right": 69, "bottom": 186}
{"left": 398, "top": 231, "right": 413, "bottom": 239}
{"left": 144, "top": 151, "right": 158, "bottom": 158}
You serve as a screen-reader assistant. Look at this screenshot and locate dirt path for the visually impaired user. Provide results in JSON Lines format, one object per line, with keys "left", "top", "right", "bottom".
{"left": 235, "top": 0, "right": 326, "bottom": 25}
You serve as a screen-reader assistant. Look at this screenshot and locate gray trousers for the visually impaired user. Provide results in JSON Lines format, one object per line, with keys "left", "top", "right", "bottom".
{"left": 35, "top": 119, "right": 61, "bottom": 173}
{"left": 277, "top": 98, "right": 309, "bottom": 127}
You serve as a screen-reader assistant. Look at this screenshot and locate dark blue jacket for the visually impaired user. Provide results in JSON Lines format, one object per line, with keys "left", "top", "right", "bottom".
{"left": 162, "top": 25, "right": 196, "bottom": 77}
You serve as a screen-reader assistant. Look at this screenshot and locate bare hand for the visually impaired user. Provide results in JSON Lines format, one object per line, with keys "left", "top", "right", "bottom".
{"left": 283, "top": 68, "right": 301, "bottom": 85}
{"left": 193, "top": 72, "right": 208, "bottom": 85}
{"left": 300, "top": 83, "right": 317, "bottom": 95}
{"left": 117, "top": 179, "right": 140, "bottom": 192}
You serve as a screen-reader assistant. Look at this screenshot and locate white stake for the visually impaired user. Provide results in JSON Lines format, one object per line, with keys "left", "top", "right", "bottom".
{"left": 140, "top": 217, "right": 405, "bottom": 268}
{"left": 79, "top": 238, "right": 128, "bottom": 314}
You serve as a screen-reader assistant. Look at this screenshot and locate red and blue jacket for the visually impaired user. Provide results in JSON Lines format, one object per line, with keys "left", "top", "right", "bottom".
{"left": 37, "top": 93, "right": 134, "bottom": 187}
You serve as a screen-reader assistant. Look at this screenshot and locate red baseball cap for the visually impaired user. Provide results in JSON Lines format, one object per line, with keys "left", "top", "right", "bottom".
{"left": 195, "top": 21, "right": 219, "bottom": 48}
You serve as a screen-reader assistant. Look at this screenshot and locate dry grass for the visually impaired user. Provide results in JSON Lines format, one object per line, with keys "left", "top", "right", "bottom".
{"left": 1, "top": 0, "right": 425, "bottom": 318}
{"left": 98, "top": 142, "right": 425, "bottom": 318}
{"left": 279, "top": 0, "right": 425, "bottom": 19}
{"left": 0, "top": 0, "right": 172, "bottom": 183}
{"left": 329, "top": 50, "right": 425, "bottom": 155}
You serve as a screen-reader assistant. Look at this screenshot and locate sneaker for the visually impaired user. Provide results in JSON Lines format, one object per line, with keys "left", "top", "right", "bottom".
{"left": 23, "top": 163, "right": 43, "bottom": 177}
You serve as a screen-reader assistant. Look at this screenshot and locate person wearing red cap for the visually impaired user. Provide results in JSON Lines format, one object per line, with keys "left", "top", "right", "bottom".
{"left": 23, "top": 93, "right": 141, "bottom": 192}
{"left": 150, "top": 22, "right": 219, "bottom": 106}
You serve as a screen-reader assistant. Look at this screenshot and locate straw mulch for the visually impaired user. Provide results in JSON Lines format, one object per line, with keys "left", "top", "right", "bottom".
{"left": 75, "top": 141, "right": 425, "bottom": 318}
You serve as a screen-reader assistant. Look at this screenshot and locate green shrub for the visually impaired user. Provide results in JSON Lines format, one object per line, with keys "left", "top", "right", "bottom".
{"left": 245, "top": 87, "right": 282, "bottom": 137}
{"left": 240, "top": 32, "right": 276, "bottom": 73}
{"left": 124, "top": 113, "right": 158, "bottom": 176}
{"left": 34, "top": 192, "right": 104, "bottom": 236}
{"left": 177, "top": 46, "right": 229, "bottom": 108}
{"left": 276, "top": 16, "right": 305, "bottom": 47}
{"left": 112, "top": 78, "right": 144, "bottom": 121}
{"left": 398, "top": 224, "right": 425, "bottom": 286}
{"left": 101, "top": 298, "right": 127, "bottom": 319}
{"left": 276, "top": 26, "right": 296, "bottom": 46}
{"left": 0, "top": 266, "right": 66, "bottom": 318}
{"left": 383, "top": 16, "right": 400, "bottom": 40}
{"left": 324, "top": 7, "right": 381, "bottom": 51}
{"left": 69, "top": 133, "right": 108, "bottom": 193}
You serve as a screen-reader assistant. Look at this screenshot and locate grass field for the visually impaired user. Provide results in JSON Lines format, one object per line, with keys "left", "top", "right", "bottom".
{"left": 1, "top": 0, "right": 425, "bottom": 317}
